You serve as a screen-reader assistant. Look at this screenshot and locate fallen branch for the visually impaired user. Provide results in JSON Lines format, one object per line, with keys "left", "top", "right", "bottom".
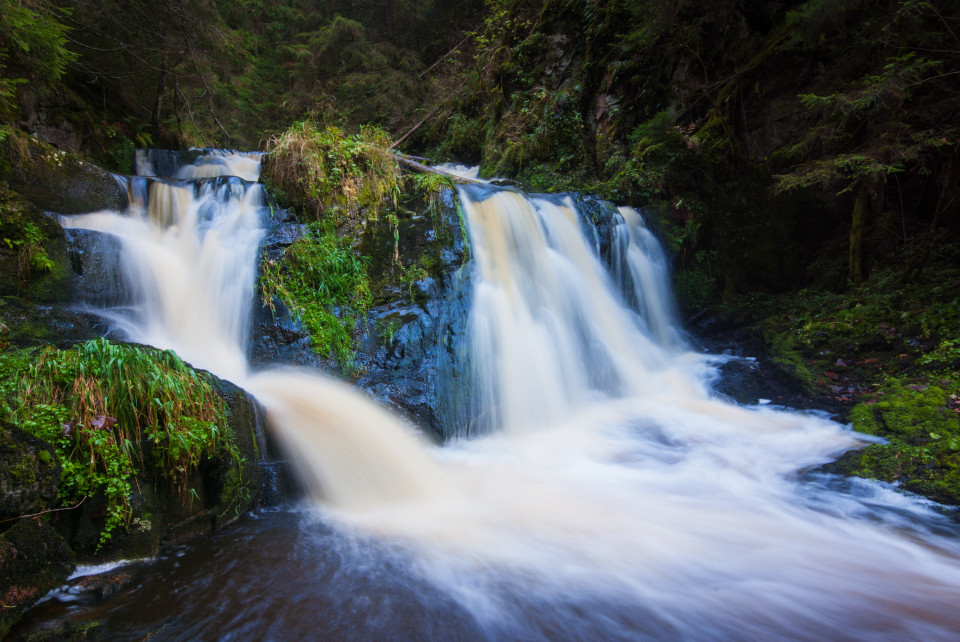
{"left": 0, "top": 496, "right": 87, "bottom": 525}
{"left": 391, "top": 153, "right": 477, "bottom": 184}
{"left": 419, "top": 36, "right": 469, "bottom": 79}
{"left": 390, "top": 105, "right": 440, "bottom": 150}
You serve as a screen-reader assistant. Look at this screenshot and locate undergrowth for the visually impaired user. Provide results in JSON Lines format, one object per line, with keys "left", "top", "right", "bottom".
{"left": 732, "top": 241, "right": 960, "bottom": 504}
{"left": 261, "top": 222, "right": 372, "bottom": 370}
{"left": 264, "top": 120, "right": 400, "bottom": 223}
{"left": 0, "top": 339, "right": 236, "bottom": 547}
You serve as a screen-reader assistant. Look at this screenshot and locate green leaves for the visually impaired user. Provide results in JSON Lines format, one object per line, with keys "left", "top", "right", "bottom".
{"left": 1, "top": 339, "right": 233, "bottom": 548}
{"left": 260, "top": 222, "right": 372, "bottom": 370}
{"left": 0, "top": 0, "right": 76, "bottom": 119}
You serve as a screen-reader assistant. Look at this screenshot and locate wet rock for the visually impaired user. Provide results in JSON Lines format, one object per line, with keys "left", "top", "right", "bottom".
{"left": 260, "top": 222, "right": 305, "bottom": 263}
{"left": 134, "top": 148, "right": 202, "bottom": 178}
{"left": 0, "top": 297, "right": 111, "bottom": 348}
{"left": 205, "top": 376, "right": 267, "bottom": 519}
{"left": 64, "top": 229, "right": 127, "bottom": 307}
{"left": 0, "top": 183, "right": 71, "bottom": 301}
{"left": 0, "top": 422, "right": 60, "bottom": 522}
{"left": 0, "top": 519, "right": 75, "bottom": 638}
{"left": 250, "top": 297, "right": 317, "bottom": 368}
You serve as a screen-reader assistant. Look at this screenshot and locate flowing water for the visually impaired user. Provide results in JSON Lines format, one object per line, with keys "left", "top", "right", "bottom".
{"left": 31, "top": 153, "right": 960, "bottom": 639}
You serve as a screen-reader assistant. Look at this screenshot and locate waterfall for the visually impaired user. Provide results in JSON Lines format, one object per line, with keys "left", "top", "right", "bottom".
{"left": 59, "top": 155, "right": 960, "bottom": 639}
{"left": 456, "top": 186, "right": 695, "bottom": 436}
{"left": 62, "top": 151, "right": 442, "bottom": 508}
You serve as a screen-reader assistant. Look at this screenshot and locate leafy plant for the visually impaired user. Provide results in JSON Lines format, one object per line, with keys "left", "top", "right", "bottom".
{"left": 260, "top": 222, "right": 372, "bottom": 370}
{"left": 1, "top": 339, "right": 234, "bottom": 547}
{"left": 0, "top": 0, "right": 76, "bottom": 121}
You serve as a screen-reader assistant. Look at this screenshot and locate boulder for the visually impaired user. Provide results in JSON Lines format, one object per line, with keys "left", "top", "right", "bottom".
{"left": 1, "top": 133, "right": 124, "bottom": 214}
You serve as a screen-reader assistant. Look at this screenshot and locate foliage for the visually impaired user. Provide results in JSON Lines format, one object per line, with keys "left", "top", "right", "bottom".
{"left": 261, "top": 222, "right": 372, "bottom": 369}
{"left": 0, "top": 0, "right": 76, "bottom": 124}
{"left": 774, "top": 50, "right": 956, "bottom": 194}
{"left": 0, "top": 0, "right": 482, "bottom": 150}
{"left": 736, "top": 240, "right": 960, "bottom": 504}
{"left": 265, "top": 121, "right": 401, "bottom": 222}
{"left": 0, "top": 339, "right": 232, "bottom": 547}
{"left": 3, "top": 220, "right": 54, "bottom": 284}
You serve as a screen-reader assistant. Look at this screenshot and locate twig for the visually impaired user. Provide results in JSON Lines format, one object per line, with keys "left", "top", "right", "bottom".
{"left": 0, "top": 497, "right": 87, "bottom": 525}
{"left": 419, "top": 36, "right": 469, "bottom": 79}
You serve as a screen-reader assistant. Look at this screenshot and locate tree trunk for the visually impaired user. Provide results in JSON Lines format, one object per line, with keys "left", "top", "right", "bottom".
{"left": 902, "top": 156, "right": 958, "bottom": 281}
{"left": 150, "top": 58, "right": 167, "bottom": 145}
{"left": 385, "top": 0, "right": 395, "bottom": 41}
{"left": 849, "top": 181, "right": 870, "bottom": 283}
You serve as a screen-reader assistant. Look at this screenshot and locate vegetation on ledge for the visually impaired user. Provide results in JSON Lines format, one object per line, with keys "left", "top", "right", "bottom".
{"left": 0, "top": 339, "right": 244, "bottom": 547}
{"left": 262, "top": 120, "right": 462, "bottom": 372}
{"left": 261, "top": 222, "right": 373, "bottom": 370}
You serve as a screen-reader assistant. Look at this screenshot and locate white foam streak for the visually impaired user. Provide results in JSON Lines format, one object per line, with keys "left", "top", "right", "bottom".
{"left": 61, "top": 172, "right": 264, "bottom": 380}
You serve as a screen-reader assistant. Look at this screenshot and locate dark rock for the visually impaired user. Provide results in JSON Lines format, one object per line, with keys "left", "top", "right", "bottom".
{"left": 134, "top": 148, "right": 202, "bottom": 178}
{"left": 250, "top": 298, "right": 318, "bottom": 369}
{"left": 53, "top": 368, "right": 266, "bottom": 563}
{"left": 0, "top": 296, "right": 111, "bottom": 349}
{"left": 697, "top": 326, "right": 846, "bottom": 418}
{"left": 0, "top": 519, "right": 75, "bottom": 638}
{"left": 260, "top": 222, "right": 305, "bottom": 263}
{"left": 0, "top": 422, "right": 60, "bottom": 523}
{"left": 205, "top": 376, "right": 267, "bottom": 518}
{"left": 1, "top": 134, "right": 124, "bottom": 214}
{"left": 0, "top": 184, "right": 71, "bottom": 301}
{"left": 64, "top": 229, "right": 128, "bottom": 307}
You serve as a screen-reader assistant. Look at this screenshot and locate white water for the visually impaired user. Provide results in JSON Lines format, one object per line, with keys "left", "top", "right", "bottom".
{"left": 63, "top": 154, "right": 960, "bottom": 639}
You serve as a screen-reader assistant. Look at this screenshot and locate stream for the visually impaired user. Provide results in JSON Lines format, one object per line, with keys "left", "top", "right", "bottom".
{"left": 16, "top": 151, "right": 960, "bottom": 640}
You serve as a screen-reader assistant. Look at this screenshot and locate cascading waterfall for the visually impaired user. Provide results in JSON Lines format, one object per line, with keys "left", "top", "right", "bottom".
{"left": 64, "top": 150, "right": 441, "bottom": 508}
{"left": 63, "top": 163, "right": 264, "bottom": 379}
{"left": 56, "top": 154, "right": 960, "bottom": 639}
{"left": 457, "top": 185, "right": 697, "bottom": 436}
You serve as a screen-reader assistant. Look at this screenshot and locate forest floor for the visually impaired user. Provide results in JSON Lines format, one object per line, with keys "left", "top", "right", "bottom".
{"left": 697, "top": 244, "right": 960, "bottom": 508}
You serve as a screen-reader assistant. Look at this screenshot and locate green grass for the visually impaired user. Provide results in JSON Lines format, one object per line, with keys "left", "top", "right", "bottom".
{"left": 0, "top": 339, "right": 236, "bottom": 547}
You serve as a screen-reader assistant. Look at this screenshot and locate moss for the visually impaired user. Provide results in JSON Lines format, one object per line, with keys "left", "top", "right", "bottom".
{"left": 0, "top": 519, "right": 75, "bottom": 638}
{"left": 730, "top": 243, "right": 960, "bottom": 504}
{"left": 846, "top": 381, "right": 960, "bottom": 504}
{"left": 0, "top": 131, "right": 123, "bottom": 214}
{"left": 0, "top": 183, "right": 70, "bottom": 300}
{"left": 260, "top": 223, "right": 372, "bottom": 370}
{"left": 0, "top": 420, "right": 60, "bottom": 519}
{"left": 24, "top": 619, "right": 104, "bottom": 641}
{"left": 263, "top": 121, "right": 400, "bottom": 226}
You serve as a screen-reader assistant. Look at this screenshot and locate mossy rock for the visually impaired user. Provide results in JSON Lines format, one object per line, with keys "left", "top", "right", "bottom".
{"left": 0, "top": 183, "right": 71, "bottom": 300}
{"left": 0, "top": 422, "right": 60, "bottom": 521}
{"left": 0, "top": 133, "right": 123, "bottom": 214}
{"left": 843, "top": 382, "right": 960, "bottom": 505}
{"left": 0, "top": 519, "right": 75, "bottom": 638}
{"left": 205, "top": 376, "right": 262, "bottom": 522}
{"left": 53, "top": 372, "right": 263, "bottom": 563}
